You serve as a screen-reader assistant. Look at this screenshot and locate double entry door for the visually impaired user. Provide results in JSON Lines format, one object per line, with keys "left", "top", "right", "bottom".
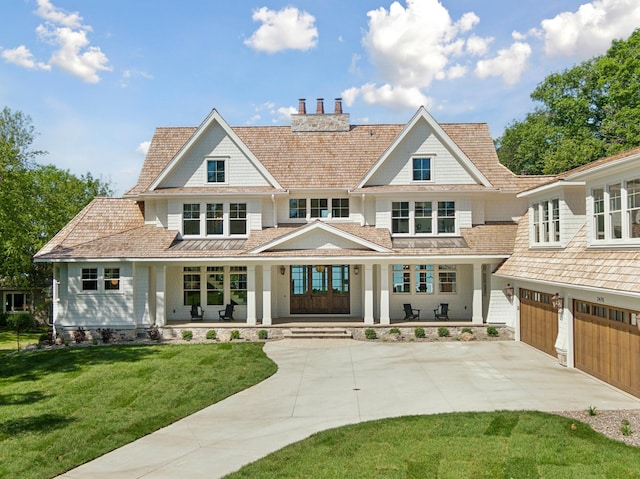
{"left": 290, "top": 265, "right": 350, "bottom": 314}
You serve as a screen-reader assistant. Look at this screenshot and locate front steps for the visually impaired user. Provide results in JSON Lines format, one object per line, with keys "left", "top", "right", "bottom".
{"left": 283, "top": 327, "right": 353, "bottom": 339}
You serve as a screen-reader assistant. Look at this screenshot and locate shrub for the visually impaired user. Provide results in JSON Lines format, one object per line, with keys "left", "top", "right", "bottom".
{"left": 414, "top": 327, "right": 425, "bottom": 338}
{"left": 486, "top": 326, "right": 499, "bottom": 337}
{"left": 389, "top": 328, "right": 401, "bottom": 335}
{"left": 230, "top": 330, "right": 241, "bottom": 340}
{"left": 92, "top": 338, "right": 99, "bottom": 345}
{"left": 461, "top": 327, "right": 473, "bottom": 334}
{"left": 205, "top": 329, "right": 217, "bottom": 340}
{"left": 73, "top": 327, "right": 87, "bottom": 343}
{"left": 437, "top": 327, "right": 450, "bottom": 337}
{"left": 147, "top": 325, "right": 161, "bottom": 340}
{"left": 258, "top": 329, "right": 268, "bottom": 340}
{"left": 97, "top": 328, "right": 115, "bottom": 343}
{"left": 586, "top": 405, "right": 597, "bottom": 416}
{"left": 621, "top": 419, "right": 632, "bottom": 436}
{"left": 181, "top": 330, "right": 193, "bottom": 341}
{"left": 365, "top": 328, "right": 377, "bottom": 340}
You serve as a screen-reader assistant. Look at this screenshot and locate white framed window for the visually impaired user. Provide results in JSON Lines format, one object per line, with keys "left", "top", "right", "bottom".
{"left": 182, "top": 202, "right": 247, "bottom": 237}
{"left": 206, "top": 158, "right": 226, "bottom": 183}
{"left": 82, "top": 268, "right": 98, "bottom": 291}
{"left": 81, "top": 267, "right": 121, "bottom": 293}
{"left": 206, "top": 266, "right": 224, "bottom": 306}
{"left": 593, "top": 188, "right": 605, "bottom": 240}
{"left": 391, "top": 264, "right": 452, "bottom": 295}
{"left": 229, "top": 203, "right": 247, "bottom": 235}
{"left": 183, "top": 204, "right": 200, "bottom": 235}
{"left": 531, "top": 200, "right": 560, "bottom": 245}
{"left": 609, "top": 183, "right": 622, "bottom": 239}
{"left": 392, "top": 201, "right": 456, "bottom": 236}
{"left": 628, "top": 178, "right": 640, "bottom": 239}
{"left": 392, "top": 264, "right": 411, "bottom": 293}
{"left": 412, "top": 157, "right": 432, "bottom": 182}
{"left": 391, "top": 202, "right": 410, "bottom": 234}
{"left": 415, "top": 265, "right": 434, "bottom": 293}
{"left": 332, "top": 198, "right": 349, "bottom": 218}
{"left": 206, "top": 203, "right": 223, "bottom": 235}
{"left": 288, "top": 197, "right": 350, "bottom": 220}
{"left": 591, "top": 177, "right": 640, "bottom": 243}
{"left": 438, "top": 265, "right": 457, "bottom": 293}
{"left": 104, "top": 268, "right": 120, "bottom": 291}
{"left": 310, "top": 198, "right": 328, "bottom": 218}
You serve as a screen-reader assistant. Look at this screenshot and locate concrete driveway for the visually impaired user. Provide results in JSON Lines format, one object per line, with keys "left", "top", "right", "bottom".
{"left": 59, "top": 340, "right": 640, "bottom": 478}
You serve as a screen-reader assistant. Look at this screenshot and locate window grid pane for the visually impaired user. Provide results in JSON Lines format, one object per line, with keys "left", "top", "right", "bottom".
{"left": 415, "top": 201, "right": 432, "bottom": 233}
{"left": 412, "top": 157, "right": 431, "bottom": 181}
{"left": 207, "top": 160, "right": 225, "bottom": 183}
{"left": 229, "top": 203, "right": 247, "bottom": 235}
{"left": 206, "top": 203, "right": 223, "bottom": 235}
{"left": 627, "top": 178, "right": 640, "bottom": 238}
{"left": 331, "top": 198, "right": 349, "bottom": 218}
{"left": 289, "top": 199, "right": 306, "bottom": 219}
{"left": 183, "top": 267, "right": 201, "bottom": 306}
{"left": 183, "top": 204, "right": 200, "bottom": 235}
{"left": 415, "top": 265, "right": 434, "bottom": 293}
{"left": 392, "top": 202, "right": 409, "bottom": 234}
{"left": 593, "top": 188, "right": 605, "bottom": 239}
{"left": 82, "top": 268, "right": 98, "bottom": 291}
{"left": 392, "top": 264, "right": 411, "bottom": 293}
{"left": 310, "top": 199, "right": 329, "bottom": 218}
{"left": 609, "top": 183, "right": 622, "bottom": 239}
{"left": 437, "top": 201, "right": 455, "bottom": 234}
{"left": 104, "top": 268, "right": 120, "bottom": 290}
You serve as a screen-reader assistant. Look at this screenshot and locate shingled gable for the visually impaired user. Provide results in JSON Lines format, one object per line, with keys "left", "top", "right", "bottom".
{"left": 148, "top": 109, "right": 282, "bottom": 191}
{"left": 247, "top": 221, "right": 392, "bottom": 254}
{"left": 356, "top": 106, "right": 492, "bottom": 189}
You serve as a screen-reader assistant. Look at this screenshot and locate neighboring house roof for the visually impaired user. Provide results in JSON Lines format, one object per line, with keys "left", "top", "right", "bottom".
{"left": 495, "top": 211, "right": 640, "bottom": 296}
{"left": 126, "top": 112, "right": 543, "bottom": 196}
{"left": 35, "top": 199, "right": 516, "bottom": 261}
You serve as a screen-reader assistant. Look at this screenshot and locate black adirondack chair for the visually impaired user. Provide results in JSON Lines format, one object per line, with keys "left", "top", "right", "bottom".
{"left": 433, "top": 303, "right": 449, "bottom": 320}
{"left": 190, "top": 304, "right": 204, "bottom": 321}
{"left": 403, "top": 303, "right": 420, "bottom": 320}
{"left": 219, "top": 303, "right": 235, "bottom": 321}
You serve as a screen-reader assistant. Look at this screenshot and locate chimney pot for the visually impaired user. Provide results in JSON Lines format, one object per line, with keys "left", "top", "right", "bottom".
{"left": 334, "top": 98, "right": 343, "bottom": 114}
{"left": 298, "top": 98, "right": 306, "bottom": 115}
{"left": 316, "top": 98, "right": 324, "bottom": 114}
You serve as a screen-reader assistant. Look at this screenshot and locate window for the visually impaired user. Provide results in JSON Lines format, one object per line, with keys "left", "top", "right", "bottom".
{"left": 532, "top": 202, "right": 540, "bottom": 241}
{"left": 332, "top": 198, "right": 349, "bottom": 218}
{"left": 289, "top": 199, "right": 306, "bottom": 219}
{"left": 627, "top": 178, "right": 640, "bottom": 238}
{"left": 206, "top": 203, "right": 223, "bottom": 235}
{"left": 593, "top": 188, "right": 605, "bottom": 240}
{"left": 183, "top": 204, "right": 200, "bottom": 235}
{"left": 415, "top": 202, "right": 432, "bottom": 233}
{"left": 392, "top": 202, "right": 410, "bottom": 233}
{"left": 310, "top": 198, "right": 328, "bottom": 218}
{"left": 82, "top": 268, "right": 98, "bottom": 291}
{"left": 4, "top": 292, "right": 27, "bottom": 312}
{"left": 183, "top": 267, "right": 201, "bottom": 306}
{"left": 437, "top": 201, "right": 455, "bottom": 234}
{"left": 392, "top": 265, "right": 411, "bottom": 293}
{"left": 229, "top": 203, "right": 246, "bottom": 235}
{"left": 531, "top": 200, "right": 560, "bottom": 244}
{"left": 609, "top": 183, "right": 622, "bottom": 239}
{"left": 332, "top": 265, "right": 349, "bottom": 293}
{"left": 552, "top": 199, "right": 560, "bottom": 242}
{"left": 438, "top": 265, "right": 457, "bottom": 293}
{"left": 415, "top": 265, "right": 434, "bottom": 293}
{"left": 291, "top": 266, "right": 308, "bottom": 295}
{"left": 206, "top": 266, "right": 224, "bottom": 306}
{"left": 230, "top": 266, "right": 247, "bottom": 305}
{"left": 207, "top": 159, "right": 225, "bottom": 183}
{"left": 412, "top": 157, "right": 431, "bottom": 181}
{"left": 104, "top": 268, "right": 120, "bottom": 290}
{"left": 541, "top": 200, "right": 550, "bottom": 242}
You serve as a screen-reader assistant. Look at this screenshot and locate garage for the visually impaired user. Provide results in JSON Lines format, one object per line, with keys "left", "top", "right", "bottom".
{"left": 574, "top": 300, "right": 640, "bottom": 398}
{"left": 519, "top": 288, "right": 558, "bottom": 357}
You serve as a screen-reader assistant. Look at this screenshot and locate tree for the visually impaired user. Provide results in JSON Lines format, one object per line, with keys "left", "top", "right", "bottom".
{"left": 6, "top": 312, "right": 33, "bottom": 351}
{"left": 0, "top": 107, "right": 113, "bottom": 290}
{"left": 497, "top": 28, "right": 640, "bottom": 174}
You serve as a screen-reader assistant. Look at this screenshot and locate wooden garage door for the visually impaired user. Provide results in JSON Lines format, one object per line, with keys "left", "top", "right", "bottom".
{"left": 574, "top": 300, "right": 640, "bottom": 398}
{"left": 519, "top": 289, "right": 558, "bottom": 357}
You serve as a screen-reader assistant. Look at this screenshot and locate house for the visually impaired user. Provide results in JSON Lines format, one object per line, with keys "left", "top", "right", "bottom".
{"left": 495, "top": 146, "right": 640, "bottom": 397}
{"left": 35, "top": 98, "right": 546, "bottom": 331}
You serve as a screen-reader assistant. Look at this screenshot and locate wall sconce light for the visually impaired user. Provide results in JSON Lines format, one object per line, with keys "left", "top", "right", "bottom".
{"left": 551, "top": 293, "right": 564, "bottom": 311}
{"left": 503, "top": 283, "right": 514, "bottom": 300}
{"left": 353, "top": 265, "right": 360, "bottom": 275}
{"left": 279, "top": 265, "right": 286, "bottom": 275}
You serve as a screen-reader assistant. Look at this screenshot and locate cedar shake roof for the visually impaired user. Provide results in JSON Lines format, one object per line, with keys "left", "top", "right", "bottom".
{"left": 495, "top": 212, "right": 640, "bottom": 295}
{"left": 126, "top": 119, "right": 541, "bottom": 195}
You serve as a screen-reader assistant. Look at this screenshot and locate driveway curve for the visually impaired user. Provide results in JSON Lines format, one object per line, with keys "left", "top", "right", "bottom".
{"left": 59, "top": 340, "right": 640, "bottom": 478}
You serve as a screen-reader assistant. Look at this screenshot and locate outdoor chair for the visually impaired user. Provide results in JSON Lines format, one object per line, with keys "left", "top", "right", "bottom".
{"left": 219, "top": 303, "right": 235, "bottom": 321}
{"left": 433, "top": 303, "right": 449, "bottom": 320}
{"left": 190, "top": 304, "right": 204, "bottom": 321}
{"left": 403, "top": 303, "right": 420, "bottom": 320}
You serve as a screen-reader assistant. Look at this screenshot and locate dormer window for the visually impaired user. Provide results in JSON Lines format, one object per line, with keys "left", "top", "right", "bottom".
{"left": 412, "top": 157, "right": 431, "bottom": 181}
{"left": 591, "top": 177, "right": 640, "bottom": 242}
{"left": 531, "top": 200, "right": 560, "bottom": 245}
{"left": 207, "top": 159, "right": 226, "bottom": 183}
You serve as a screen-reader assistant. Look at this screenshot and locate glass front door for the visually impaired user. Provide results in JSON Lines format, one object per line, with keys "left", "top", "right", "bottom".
{"left": 290, "top": 265, "right": 350, "bottom": 314}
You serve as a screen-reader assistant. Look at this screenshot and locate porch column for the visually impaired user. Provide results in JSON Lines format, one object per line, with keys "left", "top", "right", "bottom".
{"left": 155, "top": 266, "right": 166, "bottom": 327}
{"left": 247, "top": 265, "right": 257, "bottom": 326}
{"left": 379, "top": 264, "right": 390, "bottom": 325}
{"left": 364, "top": 264, "right": 374, "bottom": 325}
{"left": 472, "top": 263, "right": 483, "bottom": 324}
{"left": 262, "top": 265, "right": 272, "bottom": 326}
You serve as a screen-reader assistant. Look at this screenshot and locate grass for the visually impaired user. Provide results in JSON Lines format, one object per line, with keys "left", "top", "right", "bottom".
{"left": 0, "top": 342, "right": 276, "bottom": 479}
{"left": 0, "top": 328, "right": 46, "bottom": 351}
{"left": 228, "top": 411, "right": 640, "bottom": 478}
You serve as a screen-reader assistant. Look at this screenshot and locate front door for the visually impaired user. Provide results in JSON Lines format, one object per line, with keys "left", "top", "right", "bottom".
{"left": 290, "top": 265, "right": 350, "bottom": 314}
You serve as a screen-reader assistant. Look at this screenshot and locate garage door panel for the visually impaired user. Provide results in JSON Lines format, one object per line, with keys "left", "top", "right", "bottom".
{"left": 520, "top": 289, "right": 557, "bottom": 357}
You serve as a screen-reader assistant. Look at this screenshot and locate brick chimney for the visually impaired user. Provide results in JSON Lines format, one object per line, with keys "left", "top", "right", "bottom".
{"left": 334, "top": 98, "right": 343, "bottom": 114}
{"left": 298, "top": 98, "right": 306, "bottom": 115}
{"left": 316, "top": 98, "right": 324, "bottom": 114}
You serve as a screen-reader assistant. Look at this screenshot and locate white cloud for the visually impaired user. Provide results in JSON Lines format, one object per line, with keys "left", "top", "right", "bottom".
{"left": 1, "top": 45, "right": 50, "bottom": 70}
{"left": 446, "top": 64, "right": 467, "bottom": 79}
{"left": 466, "top": 35, "right": 493, "bottom": 56}
{"left": 136, "top": 141, "right": 150, "bottom": 155}
{"left": 541, "top": 0, "right": 640, "bottom": 59}
{"left": 244, "top": 6, "right": 318, "bottom": 53}
{"left": 362, "top": 0, "right": 489, "bottom": 89}
{"left": 474, "top": 42, "right": 532, "bottom": 85}
{"left": 2, "top": 0, "right": 111, "bottom": 83}
{"left": 276, "top": 106, "right": 297, "bottom": 121}
{"left": 342, "top": 83, "right": 432, "bottom": 110}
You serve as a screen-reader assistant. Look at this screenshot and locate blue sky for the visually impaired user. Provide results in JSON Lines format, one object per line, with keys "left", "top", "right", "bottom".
{"left": 2, "top": 0, "right": 640, "bottom": 195}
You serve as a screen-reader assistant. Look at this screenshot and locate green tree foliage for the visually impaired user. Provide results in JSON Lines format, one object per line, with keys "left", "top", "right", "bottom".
{"left": 497, "top": 29, "right": 640, "bottom": 174}
{"left": 0, "top": 107, "right": 113, "bottom": 289}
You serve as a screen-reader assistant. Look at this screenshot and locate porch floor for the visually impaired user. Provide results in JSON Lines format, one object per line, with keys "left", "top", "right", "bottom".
{"left": 165, "top": 317, "right": 475, "bottom": 328}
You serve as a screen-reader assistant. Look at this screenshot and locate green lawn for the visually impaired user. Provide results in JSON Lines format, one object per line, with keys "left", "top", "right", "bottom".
{"left": 0, "top": 328, "right": 45, "bottom": 350}
{"left": 0, "top": 342, "right": 277, "bottom": 479}
{"left": 228, "top": 411, "right": 640, "bottom": 478}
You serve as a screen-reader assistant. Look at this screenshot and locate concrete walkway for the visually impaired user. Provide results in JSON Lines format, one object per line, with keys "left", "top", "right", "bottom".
{"left": 59, "top": 340, "right": 640, "bottom": 478}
